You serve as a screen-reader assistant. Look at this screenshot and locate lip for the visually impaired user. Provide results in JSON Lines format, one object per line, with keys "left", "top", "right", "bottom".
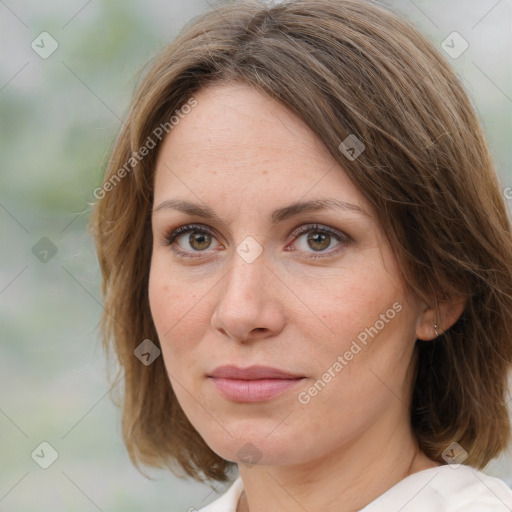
{"left": 208, "top": 365, "right": 306, "bottom": 402}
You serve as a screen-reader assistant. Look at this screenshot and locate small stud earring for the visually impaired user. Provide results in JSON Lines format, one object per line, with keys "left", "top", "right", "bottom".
{"left": 434, "top": 323, "right": 439, "bottom": 337}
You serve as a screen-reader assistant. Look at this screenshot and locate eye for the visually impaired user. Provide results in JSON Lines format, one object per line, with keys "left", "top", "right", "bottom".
{"left": 288, "top": 224, "right": 349, "bottom": 258}
{"left": 162, "top": 223, "right": 350, "bottom": 260}
{"left": 164, "top": 224, "right": 222, "bottom": 257}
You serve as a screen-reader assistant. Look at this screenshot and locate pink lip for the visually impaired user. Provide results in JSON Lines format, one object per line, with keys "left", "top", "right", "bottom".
{"left": 208, "top": 365, "right": 305, "bottom": 402}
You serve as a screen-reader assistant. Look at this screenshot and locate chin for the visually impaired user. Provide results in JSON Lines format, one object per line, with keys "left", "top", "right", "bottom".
{"left": 197, "top": 420, "right": 312, "bottom": 467}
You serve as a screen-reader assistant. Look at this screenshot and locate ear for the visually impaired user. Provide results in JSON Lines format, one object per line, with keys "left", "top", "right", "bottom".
{"left": 416, "top": 296, "right": 466, "bottom": 341}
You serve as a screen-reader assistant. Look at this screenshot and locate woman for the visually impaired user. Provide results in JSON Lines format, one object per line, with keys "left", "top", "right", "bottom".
{"left": 90, "top": 0, "right": 512, "bottom": 510}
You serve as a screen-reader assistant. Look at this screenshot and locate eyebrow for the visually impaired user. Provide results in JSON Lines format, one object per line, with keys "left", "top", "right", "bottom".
{"left": 153, "top": 198, "right": 369, "bottom": 224}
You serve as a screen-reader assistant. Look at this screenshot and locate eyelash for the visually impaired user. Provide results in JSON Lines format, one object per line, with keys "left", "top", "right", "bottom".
{"left": 162, "top": 223, "right": 350, "bottom": 260}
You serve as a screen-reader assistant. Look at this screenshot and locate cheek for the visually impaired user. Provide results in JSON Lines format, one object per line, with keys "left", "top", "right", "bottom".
{"left": 303, "top": 262, "right": 402, "bottom": 345}
{"left": 148, "top": 260, "right": 210, "bottom": 417}
{"left": 148, "top": 258, "right": 206, "bottom": 358}
{"left": 148, "top": 271, "right": 175, "bottom": 335}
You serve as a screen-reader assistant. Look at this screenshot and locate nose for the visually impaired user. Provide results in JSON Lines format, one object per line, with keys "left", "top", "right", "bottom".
{"left": 210, "top": 251, "right": 286, "bottom": 343}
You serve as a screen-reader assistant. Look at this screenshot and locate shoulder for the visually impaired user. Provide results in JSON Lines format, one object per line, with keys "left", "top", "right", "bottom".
{"left": 195, "top": 467, "right": 512, "bottom": 511}
{"left": 361, "top": 464, "right": 512, "bottom": 511}
{"left": 197, "top": 477, "right": 244, "bottom": 512}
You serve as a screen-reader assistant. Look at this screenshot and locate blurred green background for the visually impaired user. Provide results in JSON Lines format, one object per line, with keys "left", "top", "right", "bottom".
{"left": 1, "top": 1, "right": 511, "bottom": 510}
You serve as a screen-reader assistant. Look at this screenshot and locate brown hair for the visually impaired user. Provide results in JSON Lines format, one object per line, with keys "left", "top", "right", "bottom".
{"left": 90, "top": 0, "right": 512, "bottom": 482}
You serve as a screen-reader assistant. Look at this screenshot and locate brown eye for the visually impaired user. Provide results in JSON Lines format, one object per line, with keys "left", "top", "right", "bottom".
{"left": 290, "top": 224, "right": 349, "bottom": 259}
{"left": 164, "top": 224, "right": 221, "bottom": 256}
{"left": 307, "top": 232, "right": 331, "bottom": 251}
{"left": 188, "top": 231, "right": 212, "bottom": 251}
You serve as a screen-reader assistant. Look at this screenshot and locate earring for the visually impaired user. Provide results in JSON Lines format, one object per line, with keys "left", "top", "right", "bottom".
{"left": 434, "top": 323, "right": 439, "bottom": 337}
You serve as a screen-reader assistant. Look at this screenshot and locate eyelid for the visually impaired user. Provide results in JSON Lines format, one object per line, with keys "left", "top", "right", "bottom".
{"left": 289, "top": 223, "right": 349, "bottom": 242}
{"left": 163, "top": 223, "right": 217, "bottom": 245}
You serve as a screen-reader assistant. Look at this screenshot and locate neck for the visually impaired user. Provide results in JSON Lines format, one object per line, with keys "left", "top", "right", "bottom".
{"left": 236, "top": 404, "right": 438, "bottom": 512}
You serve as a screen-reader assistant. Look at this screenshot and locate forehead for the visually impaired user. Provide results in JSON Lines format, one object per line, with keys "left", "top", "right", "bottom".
{"left": 153, "top": 83, "right": 368, "bottom": 217}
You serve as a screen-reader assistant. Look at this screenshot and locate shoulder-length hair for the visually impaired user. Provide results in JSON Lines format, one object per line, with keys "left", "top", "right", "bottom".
{"left": 90, "top": 0, "right": 512, "bottom": 482}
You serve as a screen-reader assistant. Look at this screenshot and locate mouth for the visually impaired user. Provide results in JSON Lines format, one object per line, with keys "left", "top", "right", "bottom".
{"left": 207, "top": 365, "right": 306, "bottom": 402}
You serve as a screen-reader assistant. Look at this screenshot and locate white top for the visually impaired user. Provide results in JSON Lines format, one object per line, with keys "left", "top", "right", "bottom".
{"left": 198, "top": 464, "right": 512, "bottom": 511}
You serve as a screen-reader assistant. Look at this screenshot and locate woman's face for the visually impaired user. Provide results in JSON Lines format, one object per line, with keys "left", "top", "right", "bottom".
{"left": 149, "top": 83, "right": 427, "bottom": 467}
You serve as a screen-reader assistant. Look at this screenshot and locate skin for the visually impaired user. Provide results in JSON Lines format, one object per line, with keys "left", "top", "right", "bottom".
{"left": 149, "top": 83, "right": 465, "bottom": 512}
